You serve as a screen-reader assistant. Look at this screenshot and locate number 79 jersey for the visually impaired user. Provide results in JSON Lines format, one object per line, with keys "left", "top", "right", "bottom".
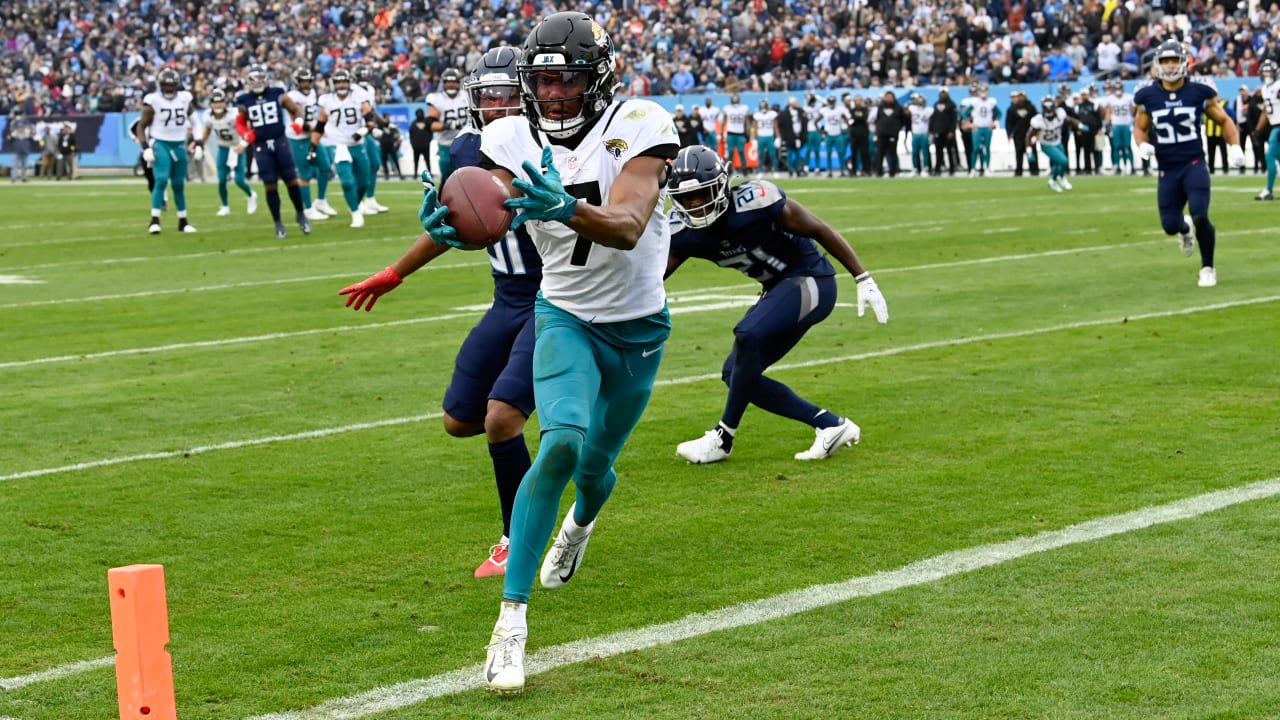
{"left": 1133, "top": 78, "right": 1217, "bottom": 167}
{"left": 479, "top": 99, "right": 680, "bottom": 324}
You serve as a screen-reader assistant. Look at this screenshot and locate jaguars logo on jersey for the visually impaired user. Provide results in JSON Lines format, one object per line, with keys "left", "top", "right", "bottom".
{"left": 604, "top": 138, "right": 629, "bottom": 158}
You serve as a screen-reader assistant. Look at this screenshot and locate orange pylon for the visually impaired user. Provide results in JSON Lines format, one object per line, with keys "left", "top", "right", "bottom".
{"left": 108, "top": 564, "right": 177, "bottom": 720}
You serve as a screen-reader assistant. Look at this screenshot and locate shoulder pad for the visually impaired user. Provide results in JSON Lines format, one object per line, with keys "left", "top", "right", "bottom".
{"left": 732, "top": 180, "right": 785, "bottom": 212}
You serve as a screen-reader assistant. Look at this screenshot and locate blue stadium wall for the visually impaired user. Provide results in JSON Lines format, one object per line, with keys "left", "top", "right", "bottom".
{"left": 0, "top": 78, "right": 1256, "bottom": 169}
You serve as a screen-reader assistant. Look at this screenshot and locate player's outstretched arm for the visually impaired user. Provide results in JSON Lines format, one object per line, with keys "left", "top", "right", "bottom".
{"left": 779, "top": 197, "right": 888, "bottom": 323}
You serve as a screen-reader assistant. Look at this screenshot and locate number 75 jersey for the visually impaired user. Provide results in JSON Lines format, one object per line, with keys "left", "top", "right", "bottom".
{"left": 1133, "top": 78, "right": 1217, "bottom": 167}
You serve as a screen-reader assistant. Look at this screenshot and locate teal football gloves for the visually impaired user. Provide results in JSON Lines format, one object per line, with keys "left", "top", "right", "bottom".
{"left": 506, "top": 146, "right": 578, "bottom": 228}
{"left": 418, "top": 171, "right": 466, "bottom": 249}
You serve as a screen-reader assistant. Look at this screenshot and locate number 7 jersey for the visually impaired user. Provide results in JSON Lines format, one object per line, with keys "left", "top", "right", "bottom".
{"left": 479, "top": 99, "right": 679, "bottom": 323}
{"left": 1133, "top": 78, "right": 1218, "bottom": 167}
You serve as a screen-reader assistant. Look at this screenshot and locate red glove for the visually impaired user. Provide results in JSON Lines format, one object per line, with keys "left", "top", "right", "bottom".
{"left": 291, "top": 122, "right": 304, "bottom": 135}
{"left": 235, "top": 113, "right": 256, "bottom": 144}
{"left": 338, "top": 266, "right": 403, "bottom": 311}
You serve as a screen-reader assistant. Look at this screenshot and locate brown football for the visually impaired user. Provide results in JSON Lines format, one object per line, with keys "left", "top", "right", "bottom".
{"left": 439, "top": 166, "right": 514, "bottom": 248}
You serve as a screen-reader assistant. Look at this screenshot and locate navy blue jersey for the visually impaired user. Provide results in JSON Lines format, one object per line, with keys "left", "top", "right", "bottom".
{"left": 1134, "top": 78, "right": 1218, "bottom": 168}
{"left": 235, "top": 86, "right": 290, "bottom": 141}
{"left": 669, "top": 180, "right": 835, "bottom": 290}
{"left": 451, "top": 128, "right": 542, "bottom": 286}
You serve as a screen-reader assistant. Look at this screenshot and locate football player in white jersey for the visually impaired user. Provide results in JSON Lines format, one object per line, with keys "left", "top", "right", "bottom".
{"left": 961, "top": 82, "right": 1000, "bottom": 176}
{"left": 819, "top": 95, "right": 850, "bottom": 177}
{"left": 752, "top": 99, "right": 779, "bottom": 174}
{"left": 425, "top": 68, "right": 468, "bottom": 185}
{"left": 285, "top": 68, "right": 330, "bottom": 221}
{"left": 201, "top": 88, "right": 257, "bottom": 216}
{"left": 1101, "top": 78, "right": 1136, "bottom": 175}
{"left": 722, "top": 92, "right": 751, "bottom": 171}
{"left": 421, "top": 12, "right": 678, "bottom": 695}
{"left": 907, "top": 93, "right": 934, "bottom": 176}
{"left": 1254, "top": 60, "right": 1280, "bottom": 200}
{"left": 136, "top": 67, "right": 198, "bottom": 234}
{"left": 1028, "top": 95, "right": 1088, "bottom": 192}
{"left": 311, "top": 68, "right": 375, "bottom": 227}
{"left": 353, "top": 64, "right": 391, "bottom": 214}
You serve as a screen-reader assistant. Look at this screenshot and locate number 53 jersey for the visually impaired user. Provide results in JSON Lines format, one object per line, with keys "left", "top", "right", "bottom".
{"left": 480, "top": 99, "right": 679, "bottom": 324}
{"left": 1133, "top": 78, "right": 1218, "bottom": 168}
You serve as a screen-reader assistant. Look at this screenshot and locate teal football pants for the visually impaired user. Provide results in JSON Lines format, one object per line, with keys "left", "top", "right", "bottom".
{"left": 150, "top": 139, "right": 188, "bottom": 212}
{"left": 502, "top": 298, "right": 671, "bottom": 603}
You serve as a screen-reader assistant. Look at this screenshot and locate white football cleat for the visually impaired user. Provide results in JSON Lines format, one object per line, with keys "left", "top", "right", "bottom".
{"left": 540, "top": 504, "right": 593, "bottom": 589}
{"left": 359, "top": 198, "right": 380, "bottom": 215}
{"left": 1059, "top": 176, "right": 1073, "bottom": 190}
{"left": 795, "top": 418, "right": 861, "bottom": 461}
{"left": 1254, "top": 189, "right": 1273, "bottom": 201}
{"left": 314, "top": 199, "right": 339, "bottom": 216}
{"left": 676, "top": 428, "right": 732, "bottom": 464}
{"left": 1197, "top": 266, "right": 1217, "bottom": 287}
{"left": 216, "top": 206, "right": 231, "bottom": 216}
{"left": 246, "top": 192, "right": 258, "bottom": 215}
{"left": 147, "top": 220, "right": 162, "bottom": 235}
{"left": 1047, "top": 178, "right": 1063, "bottom": 193}
{"left": 484, "top": 619, "right": 526, "bottom": 694}
{"left": 304, "top": 207, "right": 327, "bottom": 221}
{"left": 179, "top": 222, "right": 198, "bottom": 234}
{"left": 349, "top": 210, "right": 364, "bottom": 228}
{"left": 370, "top": 197, "right": 389, "bottom": 212}
{"left": 1180, "top": 214, "right": 1195, "bottom": 256}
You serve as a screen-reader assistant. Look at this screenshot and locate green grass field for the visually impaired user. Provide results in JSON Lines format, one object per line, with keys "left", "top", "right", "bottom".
{"left": 1, "top": 172, "right": 1277, "bottom": 720}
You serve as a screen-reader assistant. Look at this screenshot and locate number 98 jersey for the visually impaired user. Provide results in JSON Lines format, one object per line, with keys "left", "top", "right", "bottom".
{"left": 235, "top": 86, "right": 289, "bottom": 141}
{"left": 1133, "top": 78, "right": 1217, "bottom": 168}
{"left": 668, "top": 180, "right": 835, "bottom": 292}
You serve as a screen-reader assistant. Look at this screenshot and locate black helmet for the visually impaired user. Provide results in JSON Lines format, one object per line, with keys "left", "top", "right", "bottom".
{"left": 293, "top": 67, "right": 315, "bottom": 86}
{"left": 466, "top": 46, "right": 521, "bottom": 128}
{"left": 158, "top": 67, "right": 181, "bottom": 98}
{"left": 668, "top": 145, "right": 731, "bottom": 229}
{"left": 1040, "top": 96, "right": 1056, "bottom": 114}
{"left": 518, "top": 11, "right": 618, "bottom": 139}
{"left": 441, "top": 67, "right": 463, "bottom": 98}
{"left": 353, "top": 64, "right": 372, "bottom": 83}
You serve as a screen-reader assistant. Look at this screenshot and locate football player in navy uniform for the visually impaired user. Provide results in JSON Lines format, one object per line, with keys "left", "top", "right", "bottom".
{"left": 1134, "top": 41, "right": 1244, "bottom": 287}
{"left": 665, "top": 145, "right": 888, "bottom": 465}
{"left": 409, "top": 12, "right": 678, "bottom": 694}
{"left": 234, "top": 65, "right": 312, "bottom": 238}
{"left": 338, "top": 46, "right": 538, "bottom": 582}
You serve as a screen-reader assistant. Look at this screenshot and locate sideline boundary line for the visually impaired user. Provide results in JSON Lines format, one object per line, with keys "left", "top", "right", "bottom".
{"left": 247, "top": 475, "right": 1280, "bottom": 719}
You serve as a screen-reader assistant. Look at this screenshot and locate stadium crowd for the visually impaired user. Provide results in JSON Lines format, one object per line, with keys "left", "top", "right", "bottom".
{"left": 2, "top": 0, "right": 1279, "bottom": 118}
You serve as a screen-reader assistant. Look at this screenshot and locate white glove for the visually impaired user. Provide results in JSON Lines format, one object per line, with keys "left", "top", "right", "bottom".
{"left": 855, "top": 272, "right": 889, "bottom": 324}
{"left": 192, "top": 145, "right": 204, "bottom": 162}
{"left": 1228, "top": 143, "right": 1245, "bottom": 168}
{"left": 141, "top": 146, "right": 155, "bottom": 163}
{"left": 1137, "top": 142, "right": 1156, "bottom": 162}
{"left": 372, "top": 127, "right": 384, "bottom": 139}
{"left": 226, "top": 148, "right": 240, "bottom": 168}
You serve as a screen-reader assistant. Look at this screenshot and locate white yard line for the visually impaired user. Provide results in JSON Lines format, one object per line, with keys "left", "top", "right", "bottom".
{"left": 247, "top": 475, "right": 1280, "bottom": 720}
{"left": 0, "top": 656, "right": 114, "bottom": 691}
{"left": 4, "top": 293, "right": 1277, "bottom": 484}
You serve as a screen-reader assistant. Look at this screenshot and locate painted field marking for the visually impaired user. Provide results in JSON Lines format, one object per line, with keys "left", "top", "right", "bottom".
{"left": 0, "top": 656, "right": 114, "bottom": 691}
{"left": 246, "top": 475, "right": 1280, "bottom": 720}
{"left": 3, "top": 293, "right": 1278, "bottom": 484}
